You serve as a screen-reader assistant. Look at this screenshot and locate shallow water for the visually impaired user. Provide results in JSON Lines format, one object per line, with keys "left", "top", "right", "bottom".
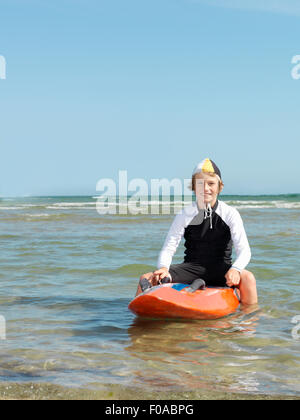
{"left": 0, "top": 195, "right": 299, "bottom": 398}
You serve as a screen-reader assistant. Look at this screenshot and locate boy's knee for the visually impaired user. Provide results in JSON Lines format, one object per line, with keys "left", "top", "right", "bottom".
{"left": 242, "top": 271, "right": 256, "bottom": 287}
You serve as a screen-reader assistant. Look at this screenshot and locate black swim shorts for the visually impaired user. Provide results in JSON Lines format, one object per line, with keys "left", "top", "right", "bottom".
{"left": 169, "top": 262, "right": 232, "bottom": 287}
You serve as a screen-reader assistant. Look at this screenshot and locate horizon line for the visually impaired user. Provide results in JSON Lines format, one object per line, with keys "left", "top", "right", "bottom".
{"left": 1, "top": 192, "right": 299, "bottom": 199}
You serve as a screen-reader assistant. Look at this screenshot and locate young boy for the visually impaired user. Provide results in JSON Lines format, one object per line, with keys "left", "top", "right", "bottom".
{"left": 137, "top": 158, "right": 258, "bottom": 305}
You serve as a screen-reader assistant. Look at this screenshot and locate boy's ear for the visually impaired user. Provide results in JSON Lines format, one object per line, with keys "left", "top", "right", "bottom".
{"left": 219, "top": 182, "right": 224, "bottom": 194}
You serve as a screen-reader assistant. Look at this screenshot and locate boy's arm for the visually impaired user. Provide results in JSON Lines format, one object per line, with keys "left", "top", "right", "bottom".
{"left": 157, "top": 212, "right": 186, "bottom": 271}
{"left": 228, "top": 208, "right": 251, "bottom": 272}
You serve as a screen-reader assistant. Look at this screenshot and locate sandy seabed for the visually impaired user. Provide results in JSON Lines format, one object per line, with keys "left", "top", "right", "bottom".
{"left": 0, "top": 382, "right": 298, "bottom": 400}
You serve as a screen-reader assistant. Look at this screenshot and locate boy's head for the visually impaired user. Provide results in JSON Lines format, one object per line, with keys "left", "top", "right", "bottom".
{"left": 191, "top": 158, "right": 224, "bottom": 204}
{"left": 193, "top": 158, "right": 222, "bottom": 180}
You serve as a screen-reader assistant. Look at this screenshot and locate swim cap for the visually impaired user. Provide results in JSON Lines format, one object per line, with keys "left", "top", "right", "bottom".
{"left": 192, "top": 158, "right": 222, "bottom": 180}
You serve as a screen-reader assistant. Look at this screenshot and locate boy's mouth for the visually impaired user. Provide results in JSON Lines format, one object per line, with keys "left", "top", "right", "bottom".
{"left": 204, "top": 194, "right": 214, "bottom": 202}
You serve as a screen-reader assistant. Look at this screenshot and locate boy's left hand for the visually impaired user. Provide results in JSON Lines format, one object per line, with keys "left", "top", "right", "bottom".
{"left": 225, "top": 268, "right": 241, "bottom": 287}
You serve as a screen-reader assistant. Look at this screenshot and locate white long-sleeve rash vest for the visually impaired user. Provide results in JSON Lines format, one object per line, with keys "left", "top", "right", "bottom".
{"left": 157, "top": 200, "right": 251, "bottom": 272}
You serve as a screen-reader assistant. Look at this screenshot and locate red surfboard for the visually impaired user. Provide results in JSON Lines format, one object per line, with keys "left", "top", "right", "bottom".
{"left": 129, "top": 283, "right": 240, "bottom": 320}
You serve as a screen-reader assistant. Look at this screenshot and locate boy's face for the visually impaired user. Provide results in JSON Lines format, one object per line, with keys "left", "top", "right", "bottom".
{"left": 194, "top": 172, "right": 222, "bottom": 206}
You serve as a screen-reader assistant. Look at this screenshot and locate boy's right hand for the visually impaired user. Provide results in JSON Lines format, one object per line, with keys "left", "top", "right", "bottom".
{"left": 153, "top": 267, "right": 171, "bottom": 283}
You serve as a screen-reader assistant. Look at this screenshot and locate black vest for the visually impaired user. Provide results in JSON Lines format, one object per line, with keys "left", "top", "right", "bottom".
{"left": 183, "top": 200, "right": 233, "bottom": 266}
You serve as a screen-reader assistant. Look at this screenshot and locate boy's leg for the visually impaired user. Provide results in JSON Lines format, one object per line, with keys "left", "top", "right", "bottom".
{"left": 238, "top": 270, "right": 258, "bottom": 305}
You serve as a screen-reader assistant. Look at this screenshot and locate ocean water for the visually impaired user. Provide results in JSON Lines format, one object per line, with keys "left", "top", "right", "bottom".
{"left": 0, "top": 194, "right": 299, "bottom": 399}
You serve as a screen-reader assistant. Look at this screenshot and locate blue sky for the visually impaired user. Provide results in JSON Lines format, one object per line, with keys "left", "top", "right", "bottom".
{"left": 0, "top": 0, "right": 300, "bottom": 196}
